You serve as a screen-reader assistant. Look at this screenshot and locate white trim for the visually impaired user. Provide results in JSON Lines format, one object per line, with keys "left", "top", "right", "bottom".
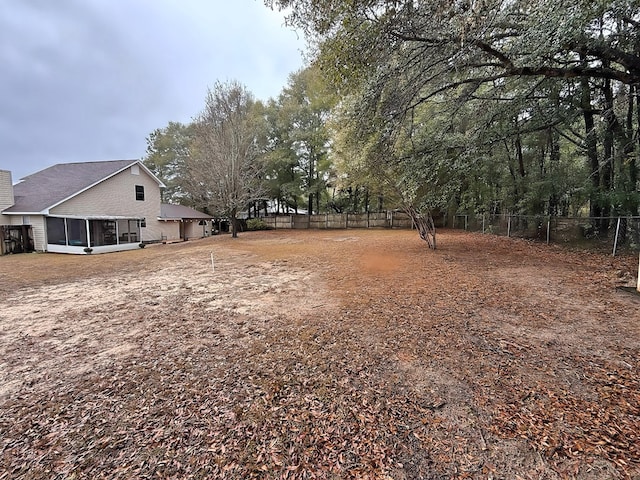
{"left": 47, "top": 243, "right": 141, "bottom": 255}
{"left": 1, "top": 211, "right": 40, "bottom": 216}
{"left": 48, "top": 214, "right": 144, "bottom": 220}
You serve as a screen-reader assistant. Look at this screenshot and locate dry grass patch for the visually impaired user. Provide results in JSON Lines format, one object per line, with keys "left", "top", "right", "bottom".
{"left": 1, "top": 229, "right": 638, "bottom": 479}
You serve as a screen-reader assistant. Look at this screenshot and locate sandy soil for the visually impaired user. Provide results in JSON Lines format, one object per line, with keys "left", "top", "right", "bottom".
{"left": 0, "top": 229, "right": 638, "bottom": 479}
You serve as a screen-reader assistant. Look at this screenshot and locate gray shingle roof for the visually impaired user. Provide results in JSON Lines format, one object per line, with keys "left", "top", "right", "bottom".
{"left": 160, "top": 203, "right": 212, "bottom": 220}
{"left": 4, "top": 160, "right": 149, "bottom": 213}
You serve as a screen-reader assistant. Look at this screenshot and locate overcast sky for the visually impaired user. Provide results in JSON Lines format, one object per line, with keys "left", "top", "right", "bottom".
{"left": 1, "top": 0, "right": 306, "bottom": 181}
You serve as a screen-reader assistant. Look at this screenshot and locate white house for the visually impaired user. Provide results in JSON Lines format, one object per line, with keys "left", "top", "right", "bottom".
{"left": 0, "top": 160, "right": 212, "bottom": 254}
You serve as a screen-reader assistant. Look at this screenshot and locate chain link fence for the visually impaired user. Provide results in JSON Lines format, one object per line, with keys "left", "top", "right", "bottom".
{"left": 451, "top": 214, "right": 640, "bottom": 256}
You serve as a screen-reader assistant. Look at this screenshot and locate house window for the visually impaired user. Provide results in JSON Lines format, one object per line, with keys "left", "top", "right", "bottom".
{"left": 135, "top": 185, "right": 145, "bottom": 201}
{"left": 46, "top": 217, "right": 66, "bottom": 245}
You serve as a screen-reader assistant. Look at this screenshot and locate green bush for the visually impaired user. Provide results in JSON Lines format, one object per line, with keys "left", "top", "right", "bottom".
{"left": 246, "top": 218, "right": 270, "bottom": 231}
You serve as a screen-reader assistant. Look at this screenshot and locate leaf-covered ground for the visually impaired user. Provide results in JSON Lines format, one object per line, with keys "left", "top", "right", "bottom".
{"left": 1, "top": 229, "right": 638, "bottom": 479}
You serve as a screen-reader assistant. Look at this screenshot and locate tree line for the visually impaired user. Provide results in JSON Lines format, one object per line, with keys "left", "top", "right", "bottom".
{"left": 144, "top": 0, "right": 640, "bottom": 242}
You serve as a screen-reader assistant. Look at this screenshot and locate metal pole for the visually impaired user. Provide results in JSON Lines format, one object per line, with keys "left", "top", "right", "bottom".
{"left": 507, "top": 215, "right": 511, "bottom": 237}
{"left": 465, "top": 215, "right": 468, "bottom": 231}
{"left": 612, "top": 217, "right": 621, "bottom": 257}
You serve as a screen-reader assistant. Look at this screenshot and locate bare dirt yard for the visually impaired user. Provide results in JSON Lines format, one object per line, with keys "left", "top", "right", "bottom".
{"left": 0, "top": 229, "right": 639, "bottom": 479}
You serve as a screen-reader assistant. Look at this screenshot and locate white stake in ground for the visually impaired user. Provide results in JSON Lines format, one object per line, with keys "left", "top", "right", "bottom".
{"left": 211, "top": 251, "right": 215, "bottom": 273}
{"left": 637, "top": 253, "right": 640, "bottom": 293}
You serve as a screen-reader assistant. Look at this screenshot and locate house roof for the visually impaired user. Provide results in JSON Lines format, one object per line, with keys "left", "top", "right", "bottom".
{"left": 3, "top": 160, "right": 164, "bottom": 214}
{"left": 160, "top": 203, "right": 212, "bottom": 221}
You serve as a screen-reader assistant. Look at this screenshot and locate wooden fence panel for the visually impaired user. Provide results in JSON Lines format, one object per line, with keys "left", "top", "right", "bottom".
{"left": 260, "top": 211, "right": 418, "bottom": 231}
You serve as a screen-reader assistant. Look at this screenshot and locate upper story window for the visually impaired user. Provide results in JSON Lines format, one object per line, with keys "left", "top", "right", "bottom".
{"left": 135, "top": 185, "right": 145, "bottom": 201}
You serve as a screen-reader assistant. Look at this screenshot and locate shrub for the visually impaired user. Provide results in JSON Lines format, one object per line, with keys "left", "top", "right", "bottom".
{"left": 246, "top": 218, "right": 270, "bottom": 231}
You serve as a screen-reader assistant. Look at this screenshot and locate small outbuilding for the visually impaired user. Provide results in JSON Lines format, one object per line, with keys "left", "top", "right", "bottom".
{"left": 159, "top": 203, "right": 213, "bottom": 241}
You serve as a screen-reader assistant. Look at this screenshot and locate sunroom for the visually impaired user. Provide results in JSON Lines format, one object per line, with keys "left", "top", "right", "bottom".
{"left": 45, "top": 216, "right": 144, "bottom": 254}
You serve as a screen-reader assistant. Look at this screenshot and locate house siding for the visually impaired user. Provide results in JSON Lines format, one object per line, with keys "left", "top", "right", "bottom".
{"left": 161, "top": 222, "right": 181, "bottom": 241}
{"left": 50, "top": 166, "right": 164, "bottom": 242}
{"left": 0, "top": 170, "right": 14, "bottom": 213}
{"left": 184, "top": 220, "right": 207, "bottom": 239}
{"left": 28, "top": 216, "right": 47, "bottom": 251}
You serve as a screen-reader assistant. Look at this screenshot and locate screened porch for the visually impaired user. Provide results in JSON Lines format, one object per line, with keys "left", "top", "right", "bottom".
{"left": 45, "top": 216, "right": 144, "bottom": 254}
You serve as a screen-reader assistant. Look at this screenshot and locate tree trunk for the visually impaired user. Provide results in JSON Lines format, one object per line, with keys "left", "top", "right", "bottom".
{"left": 515, "top": 134, "right": 526, "bottom": 178}
{"left": 353, "top": 186, "right": 359, "bottom": 213}
{"left": 601, "top": 77, "right": 615, "bottom": 231}
{"left": 308, "top": 149, "right": 315, "bottom": 215}
{"left": 231, "top": 208, "right": 238, "bottom": 238}
{"left": 629, "top": 85, "right": 640, "bottom": 215}
{"left": 548, "top": 127, "right": 561, "bottom": 215}
{"left": 581, "top": 74, "right": 601, "bottom": 221}
{"left": 628, "top": 86, "right": 638, "bottom": 208}
{"left": 405, "top": 205, "right": 436, "bottom": 249}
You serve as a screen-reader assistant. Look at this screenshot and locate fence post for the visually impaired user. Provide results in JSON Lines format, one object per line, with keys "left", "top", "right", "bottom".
{"left": 465, "top": 215, "right": 468, "bottom": 231}
{"left": 507, "top": 215, "right": 511, "bottom": 237}
{"left": 482, "top": 214, "right": 485, "bottom": 234}
{"left": 345, "top": 212, "right": 348, "bottom": 229}
{"left": 546, "top": 218, "right": 551, "bottom": 244}
{"left": 612, "top": 217, "right": 622, "bottom": 257}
